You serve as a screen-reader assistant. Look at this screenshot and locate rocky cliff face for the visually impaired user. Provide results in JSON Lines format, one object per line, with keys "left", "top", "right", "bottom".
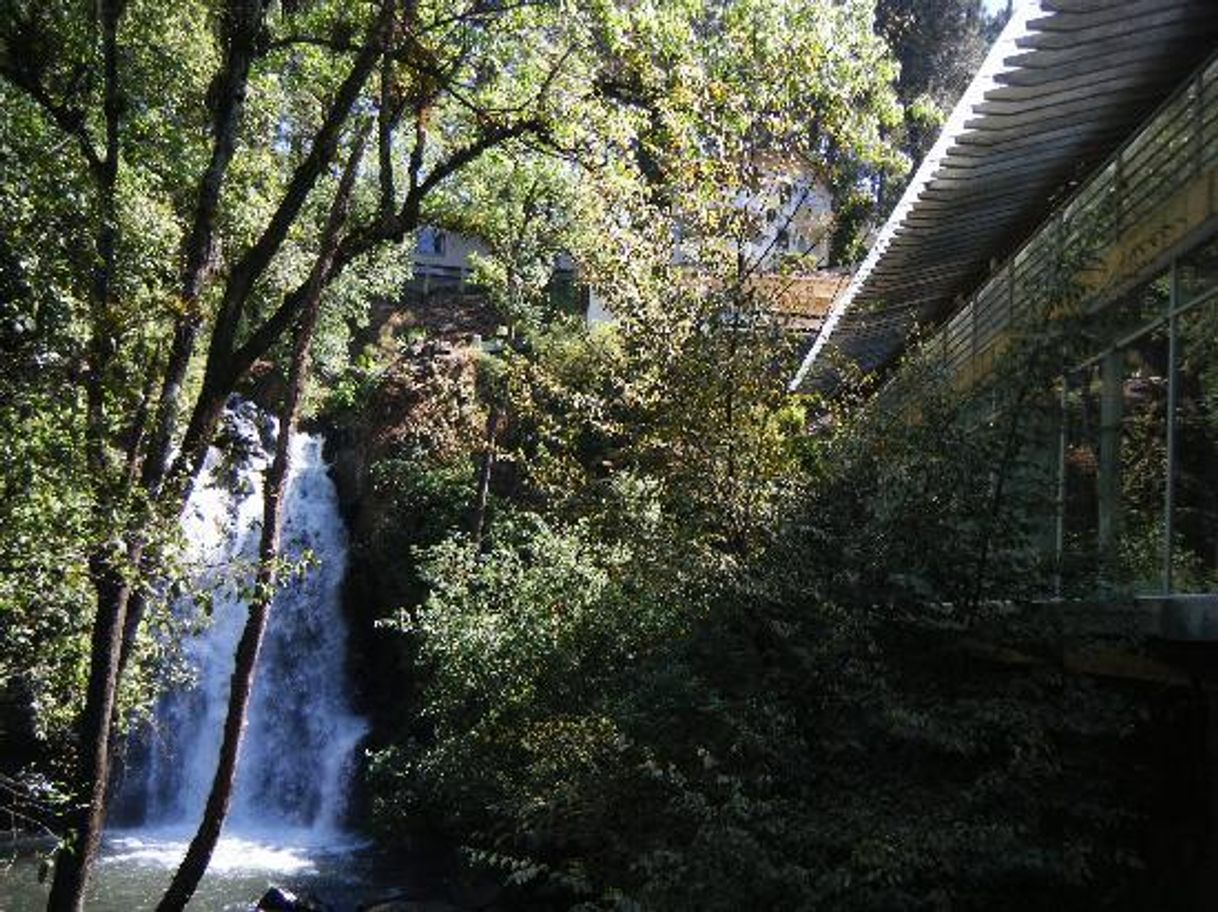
{"left": 328, "top": 279, "right": 503, "bottom": 538}
{"left": 324, "top": 333, "right": 488, "bottom": 752}
{"left": 328, "top": 339, "right": 484, "bottom": 531}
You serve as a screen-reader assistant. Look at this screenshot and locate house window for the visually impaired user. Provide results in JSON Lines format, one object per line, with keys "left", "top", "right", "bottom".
{"left": 416, "top": 226, "right": 446, "bottom": 257}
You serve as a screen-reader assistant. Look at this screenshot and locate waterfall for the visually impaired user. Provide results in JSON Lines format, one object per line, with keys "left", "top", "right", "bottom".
{"left": 122, "top": 398, "right": 366, "bottom": 844}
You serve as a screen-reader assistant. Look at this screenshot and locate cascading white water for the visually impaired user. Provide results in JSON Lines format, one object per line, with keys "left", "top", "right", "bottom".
{"left": 123, "top": 398, "right": 367, "bottom": 848}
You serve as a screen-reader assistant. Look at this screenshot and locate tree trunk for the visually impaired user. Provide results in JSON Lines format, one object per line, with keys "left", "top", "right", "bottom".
{"left": 967, "top": 382, "right": 1033, "bottom": 613}
{"left": 472, "top": 404, "right": 501, "bottom": 543}
{"left": 46, "top": 545, "right": 137, "bottom": 912}
{"left": 43, "top": 3, "right": 526, "bottom": 902}
{"left": 46, "top": 3, "right": 124, "bottom": 907}
{"left": 116, "top": 0, "right": 364, "bottom": 685}
{"left": 169, "top": 0, "right": 391, "bottom": 495}
{"left": 108, "top": 0, "right": 266, "bottom": 686}
{"left": 50, "top": 12, "right": 267, "bottom": 901}
{"left": 155, "top": 129, "right": 366, "bottom": 912}
{"left": 141, "top": 0, "right": 267, "bottom": 502}
{"left": 152, "top": 513, "right": 280, "bottom": 912}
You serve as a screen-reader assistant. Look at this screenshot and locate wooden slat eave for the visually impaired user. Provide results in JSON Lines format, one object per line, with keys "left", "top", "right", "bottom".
{"left": 1028, "top": 0, "right": 1197, "bottom": 32}
{"left": 950, "top": 117, "right": 1140, "bottom": 152}
{"left": 925, "top": 143, "right": 1111, "bottom": 184}
{"left": 1007, "top": 19, "right": 1213, "bottom": 67}
{"left": 1018, "top": 5, "right": 1215, "bottom": 49}
{"left": 857, "top": 272, "right": 983, "bottom": 303}
{"left": 916, "top": 183, "right": 1049, "bottom": 209}
{"left": 873, "top": 219, "right": 1043, "bottom": 260}
{"left": 867, "top": 273, "right": 1002, "bottom": 302}
{"left": 995, "top": 61, "right": 1196, "bottom": 98}
{"left": 790, "top": 1, "right": 1218, "bottom": 392}
{"left": 899, "top": 205, "right": 1032, "bottom": 233}
{"left": 963, "top": 87, "right": 1171, "bottom": 133}
{"left": 996, "top": 38, "right": 1213, "bottom": 87}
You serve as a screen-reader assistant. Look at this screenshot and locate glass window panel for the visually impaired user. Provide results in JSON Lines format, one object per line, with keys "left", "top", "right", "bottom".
{"left": 1112, "top": 328, "right": 1169, "bottom": 594}
{"left": 1178, "top": 233, "right": 1218, "bottom": 305}
{"left": 1172, "top": 300, "right": 1218, "bottom": 591}
{"left": 1061, "top": 364, "right": 1101, "bottom": 595}
{"left": 1061, "top": 319, "right": 1170, "bottom": 596}
{"left": 415, "top": 226, "right": 446, "bottom": 257}
{"left": 1087, "top": 269, "right": 1170, "bottom": 353}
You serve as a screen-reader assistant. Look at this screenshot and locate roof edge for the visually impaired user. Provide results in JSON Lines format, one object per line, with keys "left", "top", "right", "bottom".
{"left": 789, "top": 0, "right": 1040, "bottom": 392}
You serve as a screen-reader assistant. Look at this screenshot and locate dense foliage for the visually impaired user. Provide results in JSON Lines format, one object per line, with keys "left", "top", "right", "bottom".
{"left": 352, "top": 270, "right": 1185, "bottom": 909}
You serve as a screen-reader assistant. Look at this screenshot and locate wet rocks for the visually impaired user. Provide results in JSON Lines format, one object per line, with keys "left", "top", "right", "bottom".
{"left": 255, "top": 885, "right": 330, "bottom": 911}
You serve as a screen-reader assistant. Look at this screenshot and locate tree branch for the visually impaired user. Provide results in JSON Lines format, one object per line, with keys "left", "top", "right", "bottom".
{"left": 418, "top": 116, "right": 548, "bottom": 198}
{"left": 0, "top": 9, "right": 104, "bottom": 181}
{"left": 171, "top": 0, "right": 394, "bottom": 484}
{"left": 378, "top": 35, "right": 402, "bottom": 219}
{"left": 154, "top": 128, "right": 369, "bottom": 912}
{"left": 228, "top": 116, "right": 548, "bottom": 381}
{"left": 206, "top": 0, "right": 392, "bottom": 368}
{"left": 141, "top": 0, "right": 268, "bottom": 498}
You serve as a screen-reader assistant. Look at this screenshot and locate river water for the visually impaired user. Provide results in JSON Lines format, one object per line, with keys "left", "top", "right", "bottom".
{"left": 0, "top": 833, "right": 405, "bottom": 911}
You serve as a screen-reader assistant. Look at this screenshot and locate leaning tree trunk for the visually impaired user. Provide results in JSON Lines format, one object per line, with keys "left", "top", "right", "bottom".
{"left": 47, "top": 545, "right": 137, "bottom": 912}
{"left": 154, "top": 129, "right": 365, "bottom": 912}
{"left": 152, "top": 435, "right": 287, "bottom": 912}
{"left": 115, "top": 0, "right": 267, "bottom": 687}
{"left": 471, "top": 403, "right": 502, "bottom": 543}
{"left": 46, "top": 2, "right": 125, "bottom": 907}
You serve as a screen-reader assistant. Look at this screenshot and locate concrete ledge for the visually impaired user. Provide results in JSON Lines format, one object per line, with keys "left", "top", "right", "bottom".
{"left": 1033, "top": 593, "right": 1218, "bottom": 642}
{"left": 1139, "top": 594, "right": 1218, "bottom": 641}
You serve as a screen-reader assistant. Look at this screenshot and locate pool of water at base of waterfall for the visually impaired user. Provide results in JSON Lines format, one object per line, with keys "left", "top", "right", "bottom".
{"left": 0, "top": 830, "right": 426, "bottom": 912}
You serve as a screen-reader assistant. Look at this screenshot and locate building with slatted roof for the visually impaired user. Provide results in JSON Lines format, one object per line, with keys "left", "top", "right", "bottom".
{"left": 792, "top": 0, "right": 1218, "bottom": 616}
{"left": 793, "top": 0, "right": 1218, "bottom": 391}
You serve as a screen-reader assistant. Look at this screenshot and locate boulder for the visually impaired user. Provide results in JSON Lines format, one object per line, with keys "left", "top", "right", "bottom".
{"left": 255, "top": 886, "right": 331, "bottom": 912}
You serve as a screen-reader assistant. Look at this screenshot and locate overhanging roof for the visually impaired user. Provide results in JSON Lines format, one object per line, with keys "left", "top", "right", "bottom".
{"left": 791, "top": 0, "right": 1218, "bottom": 391}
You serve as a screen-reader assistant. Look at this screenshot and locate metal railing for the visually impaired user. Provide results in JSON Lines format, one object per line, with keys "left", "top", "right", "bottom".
{"left": 930, "top": 50, "right": 1218, "bottom": 380}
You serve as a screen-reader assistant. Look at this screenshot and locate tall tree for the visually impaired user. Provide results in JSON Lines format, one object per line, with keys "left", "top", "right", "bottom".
{"left": 156, "top": 124, "right": 369, "bottom": 912}
{"left": 830, "top": 0, "right": 1007, "bottom": 262}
